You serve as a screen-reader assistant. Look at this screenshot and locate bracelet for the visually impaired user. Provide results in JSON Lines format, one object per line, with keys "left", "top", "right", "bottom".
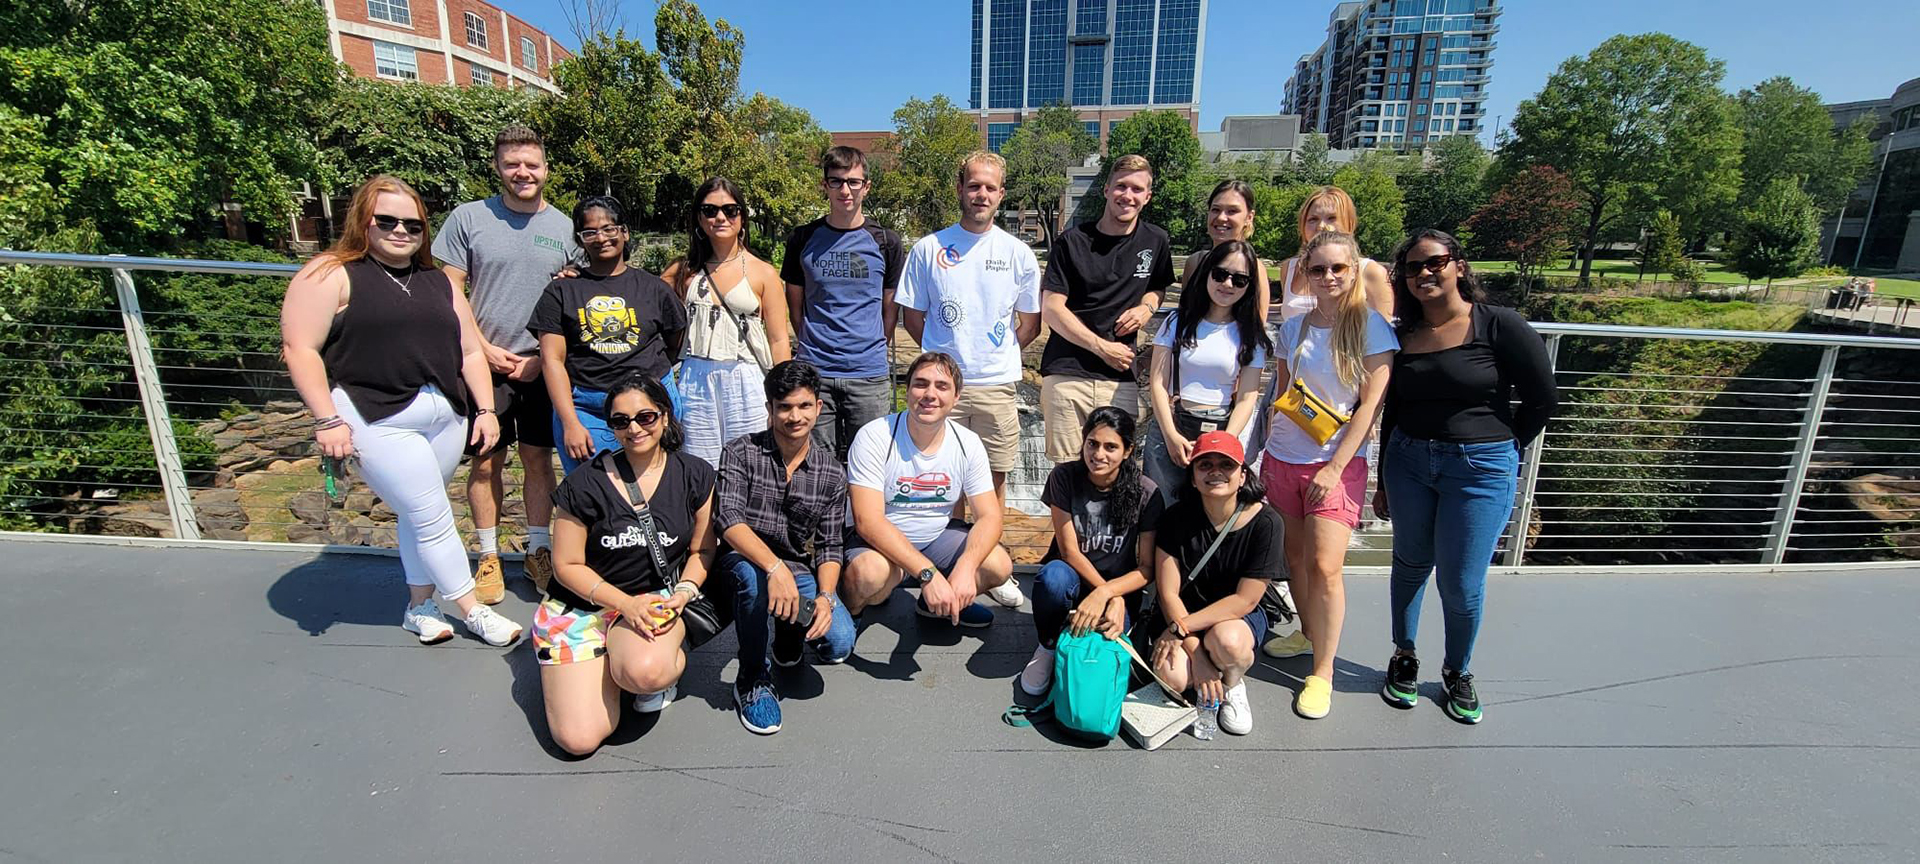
{"left": 672, "top": 580, "right": 700, "bottom": 598}
{"left": 586, "top": 579, "right": 606, "bottom": 606}
{"left": 474, "top": 407, "right": 498, "bottom": 417}
{"left": 313, "top": 416, "right": 346, "bottom": 432}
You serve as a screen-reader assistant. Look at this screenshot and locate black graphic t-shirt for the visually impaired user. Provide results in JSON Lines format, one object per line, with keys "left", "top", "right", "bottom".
{"left": 1153, "top": 499, "right": 1282, "bottom": 611}
{"left": 527, "top": 268, "right": 687, "bottom": 392}
{"left": 1040, "top": 461, "right": 1164, "bottom": 576}
{"left": 1038, "top": 220, "right": 1176, "bottom": 381}
{"left": 548, "top": 450, "right": 716, "bottom": 611}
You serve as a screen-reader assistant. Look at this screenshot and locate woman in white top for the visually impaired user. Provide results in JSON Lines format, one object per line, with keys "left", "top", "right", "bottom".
{"left": 1145, "top": 239, "right": 1272, "bottom": 507}
{"left": 1266, "top": 186, "right": 1394, "bottom": 321}
{"left": 663, "top": 177, "right": 792, "bottom": 466}
{"left": 1260, "top": 230, "right": 1397, "bottom": 721}
{"left": 1181, "top": 180, "right": 1272, "bottom": 304}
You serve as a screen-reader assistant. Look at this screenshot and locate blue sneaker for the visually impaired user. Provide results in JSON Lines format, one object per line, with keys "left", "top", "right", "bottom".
{"left": 734, "top": 679, "right": 782, "bottom": 735}
{"left": 916, "top": 596, "right": 995, "bottom": 629}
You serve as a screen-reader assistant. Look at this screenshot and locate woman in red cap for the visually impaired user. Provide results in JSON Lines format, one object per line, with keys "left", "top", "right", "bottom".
{"left": 1146, "top": 430, "right": 1283, "bottom": 735}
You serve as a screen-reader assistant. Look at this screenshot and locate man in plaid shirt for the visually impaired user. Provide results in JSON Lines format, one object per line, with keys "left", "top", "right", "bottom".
{"left": 717, "top": 360, "right": 856, "bottom": 735}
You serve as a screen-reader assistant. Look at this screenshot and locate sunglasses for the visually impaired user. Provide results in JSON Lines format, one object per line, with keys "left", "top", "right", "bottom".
{"left": 824, "top": 177, "right": 869, "bottom": 191}
{"left": 1306, "top": 262, "right": 1352, "bottom": 278}
{"left": 698, "top": 203, "right": 743, "bottom": 219}
{"left": 607, "top": 410, "right": 663, "bottom": 430}
{"left": 1209, "top": 266, "right": 1252, "bottom": 289}
{"left": 1410, "top": 254, "right": 1457, "bottom": 275}
{"left": 576, "top": 226, "right": 625, "bottom": 242}
{"left": 372, "top": 215, "right": 426, "bottom": 235}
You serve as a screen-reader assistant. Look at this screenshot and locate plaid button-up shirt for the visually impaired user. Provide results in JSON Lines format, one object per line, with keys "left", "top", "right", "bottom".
{"left": 715, "top": 430, "right": 847, "bottom": 573}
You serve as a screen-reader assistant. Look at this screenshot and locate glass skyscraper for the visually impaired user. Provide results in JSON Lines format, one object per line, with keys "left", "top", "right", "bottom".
{"left": 1283, "top": 0, "right": 1501, "bottom": 151}
{"left": 970, "top": 0, "right": 1208, "bottom": 151}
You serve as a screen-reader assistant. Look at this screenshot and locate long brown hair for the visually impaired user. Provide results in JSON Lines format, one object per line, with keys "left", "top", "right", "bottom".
{"left": 320, "top": 174, "right": 436, "bottom": 271}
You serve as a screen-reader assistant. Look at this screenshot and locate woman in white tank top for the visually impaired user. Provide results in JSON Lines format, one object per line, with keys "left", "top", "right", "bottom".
{"left": 1270, "top": 186, "right": 1395, "bottom": 321}
{"left": 663, "top": 177, "right": 792, "bottom": 466}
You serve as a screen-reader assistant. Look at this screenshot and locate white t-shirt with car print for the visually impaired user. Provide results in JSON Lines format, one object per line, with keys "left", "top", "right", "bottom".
{"left": 846, "top": 413, "right": 995, "bottom": 546}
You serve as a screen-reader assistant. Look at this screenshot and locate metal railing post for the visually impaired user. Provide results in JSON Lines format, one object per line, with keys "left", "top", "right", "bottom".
{"left": 1504, "top": 333, "right": 1560, "bottom": 567}
{"left": 110, "top": 266, "right": 201, "bottom": 540}
{"left": 1764, "top": 345, "right": 1839, "bottom": 564}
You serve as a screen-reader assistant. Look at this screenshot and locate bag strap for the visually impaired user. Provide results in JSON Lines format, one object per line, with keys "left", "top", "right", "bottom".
{"left": 1182, "top": 501, "right": 1246, "bottom": 589}
{"left": 607, "top": 452, "right": 673, "bottom": 590}
{"left": 1116, "top": 630, "right": 1193, "bottom": 708}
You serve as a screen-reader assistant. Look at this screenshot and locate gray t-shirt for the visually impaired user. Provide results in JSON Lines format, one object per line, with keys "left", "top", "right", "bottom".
{"left": 431, "top": 195, "right": 579, "bottom": 354}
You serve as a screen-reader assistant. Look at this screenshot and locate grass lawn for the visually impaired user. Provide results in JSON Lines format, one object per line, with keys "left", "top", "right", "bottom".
{"left": 1475, "top": 259, "right": 1920, "bottom": 299}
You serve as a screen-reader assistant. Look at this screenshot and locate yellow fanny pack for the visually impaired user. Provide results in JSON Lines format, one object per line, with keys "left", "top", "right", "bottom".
{"left": 1272, "top": 319, "right": 1352, "bottom": 445}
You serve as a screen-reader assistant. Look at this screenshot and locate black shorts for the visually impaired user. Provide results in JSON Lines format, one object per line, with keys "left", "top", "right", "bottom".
{"left": 466, "top": 372, "right": 555, "bottom": 456}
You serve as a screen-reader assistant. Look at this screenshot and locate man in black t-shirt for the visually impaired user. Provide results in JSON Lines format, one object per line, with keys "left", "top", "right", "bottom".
{"left": 1038, "top": 154, "right": 1176, "bottom": 463}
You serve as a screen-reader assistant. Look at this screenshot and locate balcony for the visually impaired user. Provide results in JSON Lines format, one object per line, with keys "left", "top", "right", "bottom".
{"left": 1473, "top": 21, "right": 1500, "bottom": 34}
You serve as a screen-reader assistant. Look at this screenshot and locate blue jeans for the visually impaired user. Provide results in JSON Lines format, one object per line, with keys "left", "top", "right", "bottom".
{"left": 725, "top": 552, "right": 856, "bottom": 683}
{"left": 1031, "top": 560, "right": 1140, "bottom": 648}
{"left": 553, "top": 373, "right": 684, "bottom": 474}
{"left": 1380, "top": 430, "right": 1519, "bottom": 675}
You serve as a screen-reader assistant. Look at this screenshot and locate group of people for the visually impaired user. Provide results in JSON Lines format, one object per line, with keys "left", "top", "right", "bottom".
{"left": 279, "top": 124, "right": 1558, "bottom": 754}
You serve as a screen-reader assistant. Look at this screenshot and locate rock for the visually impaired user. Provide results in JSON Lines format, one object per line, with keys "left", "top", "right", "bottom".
{"left": 204, "top": 527, "right": 248, "bottom": 541}
{"left": 198, "top": 419, "right": 229, "bottom": 436}
{"left": 212, "top": 430, "right": 248, "bottom": 451}
{"left": 287, "top": 491, "right": 329, "bottom": 527}
{"left": 264, "top": 435, "right": 313, "bottom": 457}
{"left": 94, "top": 502, "right": 173, "bottom": 538}
{"left": 217, "top": 443, "right": 270, "bottom": 471}
{"left": 192, "top": 488, "right": 240, "bottom": 505}
{"left": 285, "top": 522, "right": 326, "bottom": 544}
{"left": 345, "top": 490, "right": 376, "bottom": 513}
{"left": 259, "top": 411, "right": 305, "bottom": 426}
{"left": 212, "top": 468, "right": 237, "bottom": 489}
{"left": 265, "top": 400, "right": 306, "bottom": 413}
{"left": 228, "top": 412, "right": 261, "bottom": 425}
{"left": 194, "top": 498, "right": 247, "bottom": 534}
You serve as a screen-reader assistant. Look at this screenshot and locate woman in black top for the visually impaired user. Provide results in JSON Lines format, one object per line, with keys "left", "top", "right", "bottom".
{"left": 532, "top": 195, "right": 688, "bottom": 474}
{"left": 540, "top": 375, "right": 721, "bottom": 756}
{"left": 280, "top": 174, "right": 522, "bottom": 649}
{"left": 1148, "top": 431, "right": 1281, "bottom": 736}
{"left": 1374, "top": 229, "right": 1559, "bottom": 724}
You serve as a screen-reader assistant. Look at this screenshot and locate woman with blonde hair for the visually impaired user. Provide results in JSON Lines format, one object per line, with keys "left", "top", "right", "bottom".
{"left": 280, "top": 174, "right": 523, "bottom": 647}
{"left": 1261, "top": 230, "right": 1396, "bottom": 719}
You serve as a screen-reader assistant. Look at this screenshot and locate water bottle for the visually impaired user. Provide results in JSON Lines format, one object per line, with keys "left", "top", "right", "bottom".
{"left": 1193, "top": 699, "right": 1219, "bottom": 740}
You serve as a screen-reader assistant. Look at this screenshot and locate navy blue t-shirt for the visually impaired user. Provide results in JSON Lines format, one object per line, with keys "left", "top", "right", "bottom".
{"left": 781, "top": 218, "right": 904, "bottom": 378}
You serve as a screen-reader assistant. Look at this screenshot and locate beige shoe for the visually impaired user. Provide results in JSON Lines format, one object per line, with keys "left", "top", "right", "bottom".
{"left": 473, "top": 553, "right": 506, "bottom": 605}
{"left": 1263, "top": 630, "right": 1313, "bottom": 659}
{"left": 524, "top": 546, "right": 554, "bottom": 595}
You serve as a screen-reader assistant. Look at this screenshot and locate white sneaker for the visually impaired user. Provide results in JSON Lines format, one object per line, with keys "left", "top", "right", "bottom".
{"left": 633, "top": 685, "right": 677, "bottom": 714}
{"left": 985, "top": 579, "right": 1026, "bottom": 609}
{"left": 1018, "top": 645, "right": 1056, "bottom": 696}
{"left": 1219, "top": 681, "right": 1253, "bottom": 735}
{"left": 401, "top": 599, "right": 454, "bottom": 645}
{"left": 461, "top": 603, "right": 523, "bottom": 647}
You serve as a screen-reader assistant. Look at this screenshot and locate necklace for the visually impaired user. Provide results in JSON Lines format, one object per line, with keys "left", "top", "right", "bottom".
{"left": 378, "top": 262, "right": 414, "bottom": 297}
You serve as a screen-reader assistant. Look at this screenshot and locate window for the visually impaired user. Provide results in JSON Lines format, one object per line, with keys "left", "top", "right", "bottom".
{"left": 1071, "top": 43, "right": 1105, "bottom": 105}
{"left": 1412, "top": 119, "right": 1426, "bottom": 132}
{"left": 1419, "top": 83, "right": 1431, "bottom": 99}
{"left": 372, "top": 40, "right": 418, "bottom": 80}
{"left": 971, "top": 0, "right": 983, "bottom": 108}
{"left": 987, "top": 0, "right": 1027, "bottom": 108}
{"left": 987, "top": 122, "right": 1021, "bottom": 152}
{"left": 464, "top": 12, "right": 488, "bottom": 49}
{"left": 1442, "top": 119, "right": 1455, "bottom": 132}
{"left": 1083, "top": 120, "right": 1100, "bottom": 139}
{"left": 1026, "top": 0, "right": 1067, "bottom": 105}
{"left": 1419, "top": 70, "right": 1432, "bottom": 83}
{"left": 1152, "top": 0, "right": 1200, "bottom": 104}
{"left": 1416, "top": 103, "right": 1428, "bottom": 115}
{"left": 1110, "top": 0, "right": 1154, "bottom": 104}
{"left": 520, "top": 36, "right": 537, "bottom": 71}
{"left": 470, "top": 64, "right": 493, "bottom": 86}
{"left": 366, "top": 0, "right": 410, "bottom": 26}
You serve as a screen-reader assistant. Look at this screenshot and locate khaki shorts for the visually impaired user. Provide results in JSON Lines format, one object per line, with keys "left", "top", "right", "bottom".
{"left": 1040, "top": 374, "right": 1141, "bottom": 463}
{"left": 950, "top": 382, "right": 1022, "bottom": 473}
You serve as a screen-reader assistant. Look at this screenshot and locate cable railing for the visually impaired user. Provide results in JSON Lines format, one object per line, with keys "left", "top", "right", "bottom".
{"left": 2, "top": 249, "right": 1917, "bottom": 569}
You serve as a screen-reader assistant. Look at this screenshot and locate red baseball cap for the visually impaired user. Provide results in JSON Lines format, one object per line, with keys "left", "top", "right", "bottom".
{"left": 1189, "top": 431, "right": 1244, "bottom": 465}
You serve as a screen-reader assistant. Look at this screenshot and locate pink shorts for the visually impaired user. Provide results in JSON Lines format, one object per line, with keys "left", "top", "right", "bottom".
{"left": 1261, "top": 453, "right": 1369, "bottom": 529}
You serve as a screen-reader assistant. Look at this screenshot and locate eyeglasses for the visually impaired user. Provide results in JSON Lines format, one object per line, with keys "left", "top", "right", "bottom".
{"left": 1411, "top": 254, "right": 1457, "bottom": 274}
{"left": 698, "top": 203, "right": 743, "bottom": 219}
{"left": 1209, "top": 266, "right": 1252, "bottom": 289}
{"left": 372, "top": 215, "right": 427, "bottom": 235}
{"left": 824, "top": 177, "right": 869, "bottom": 191}
{"left": 607, "top": 410, "right": 663, "bottom": 430}
{"left": 576, "top": 226, "right": 625, "bottom": 242}
{"left": 1306, "top": 262, "right": 1352, "bottom": 279}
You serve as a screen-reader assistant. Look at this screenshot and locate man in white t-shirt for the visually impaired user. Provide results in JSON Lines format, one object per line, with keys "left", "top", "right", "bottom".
{"left": 898, "top": 150, "right": 1042, "bottom": 503}
{"left": 840, "top": 352, "right": 1015, "bottom": 629}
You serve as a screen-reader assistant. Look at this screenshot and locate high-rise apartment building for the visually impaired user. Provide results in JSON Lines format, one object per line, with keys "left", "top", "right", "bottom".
{"left": 969, "top": 0, "right": 1208, "bottom": 151}
{"left": 1283, "top": 0, "right": 1500, "bottom": 150}
{"left": 319, "top": 0, "right": 571, "bottom": 93}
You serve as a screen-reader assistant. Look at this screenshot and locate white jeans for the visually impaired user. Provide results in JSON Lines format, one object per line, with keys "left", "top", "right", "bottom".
{"left": 678, "top": 356, "right": 768, "bottom": 467}
{"left": 333, "top": 385, "right": 474, "bottom": 600}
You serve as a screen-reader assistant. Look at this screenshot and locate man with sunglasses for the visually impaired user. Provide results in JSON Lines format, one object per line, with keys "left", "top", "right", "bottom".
{"left": 433, "top": 125, "right": 579, "bottom": 602}
{"left": 1038, "top": 154, "right": 1176, "bottom": 464}
{"left": 781, "top": 146, "right": 905, "bottom": 460}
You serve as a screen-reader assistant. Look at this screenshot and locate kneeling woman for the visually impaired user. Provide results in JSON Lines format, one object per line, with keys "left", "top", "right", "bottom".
{"left": 539, "top": 375, "right": 722, "bottom": 756}
{"left": 1020, "top": 407, "right": 1166, "bottom": 696}
{"left": 1147, "top": 431, "right": 1282, "bottom": 735}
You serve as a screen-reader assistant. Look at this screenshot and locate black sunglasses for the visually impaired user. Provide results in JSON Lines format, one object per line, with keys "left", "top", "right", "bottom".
{"left": 1209, "top": 266, "right": 1252, "bottom": 290}
{"left": 372, "top": 215, "right": 427, "bottom": 235}
{"left": 607, "top": 410, "right": 663, "bottom": 430}
{"left": 698, "top": 203, "right": 743, "bottom": 219}
{"left": 1410, "top": 254, "right": 1457, "bottom": 274}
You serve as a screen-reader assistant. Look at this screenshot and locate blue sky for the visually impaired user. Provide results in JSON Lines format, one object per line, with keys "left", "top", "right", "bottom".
{"left": 506, "top": 0, "right": 1920, "bottom": 138}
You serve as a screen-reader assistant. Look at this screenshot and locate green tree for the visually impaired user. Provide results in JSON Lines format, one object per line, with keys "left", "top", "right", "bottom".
{"left": 1465, "top": 165, "right": 1584, "bottom": 300}
{"left": 1401, "top": 134, "right": 1490, "bottom": 234}
{"left": 726, "top": 92, "right": 831, "bottom": 255}
{"left": 1638, "top": 209, "right": 1684, "bottom": 281}
{"left": 651, "top": 0, "right": 745, "bottom": 187}
{"left": 1000, "top": 103, "right": 1099, "bottom": 252}
{"left": 1331, "top": 154, "right": 1408, "bottom": 262}
{"left": 534, "top": 29, "right": 677, "bottom": 221}
{"left": 1290, "top": 132, "right": 1336, "bottom": 185}
{"left": 315, "top": 79, "right": 536, "bottom": 215}
{"left": 1073, "top": 110, "right": 1206, "bottom": 247}
{"left": 870, "top": 94, "right": 979, "bottom": 235}
{"left": 1500, "top": 34, "right": 1743, "bottom": 283}
{"left": 1735, "top": 76, "right": 1876, "bottom": 216}
{"left": 1729, "top": 176, "right": 1821, "bottom": 289}
{"left": 1248, "top": 180, "right": 1315, "bottom": 261}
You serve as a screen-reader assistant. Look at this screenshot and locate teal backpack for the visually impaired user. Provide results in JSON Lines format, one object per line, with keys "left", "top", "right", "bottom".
{"left": 1003, "top": 628, "right": 1131, "bottom": 741}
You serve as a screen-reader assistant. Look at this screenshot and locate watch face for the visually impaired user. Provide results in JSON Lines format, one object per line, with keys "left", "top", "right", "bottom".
{"left": 918, "top": 568, "right": 936, "bottom": 583}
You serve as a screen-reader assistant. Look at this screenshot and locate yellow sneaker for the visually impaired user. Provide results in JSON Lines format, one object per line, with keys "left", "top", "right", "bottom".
{"left": 473, "top": 553, "right": 506, "bottom": 605}
{"left": 524, "top": 546, "right": 554, "bottom": 595}
{"left": 1263, "top": 630, "right": 1314, "bottom": 659}
{"left": 1295, "top": 674, "right": 1332, "bottom": 720}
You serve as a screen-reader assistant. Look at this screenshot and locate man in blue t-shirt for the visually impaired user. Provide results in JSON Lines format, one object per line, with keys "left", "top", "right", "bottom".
{"left": 782, "top": 146, "right": 905, "bottom": 460}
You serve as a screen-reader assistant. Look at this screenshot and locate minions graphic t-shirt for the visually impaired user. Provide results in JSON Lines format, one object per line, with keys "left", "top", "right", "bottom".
{"left": 528, "top": 268, "right": 687, "bottom": 391}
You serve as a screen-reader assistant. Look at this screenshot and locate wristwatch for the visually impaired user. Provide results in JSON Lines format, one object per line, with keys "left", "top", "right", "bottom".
{"left": 816, "top": 593, "right": 838, "bottom": 611}
{"left": 916, "top": 567, "right": 938, "bottom": 584}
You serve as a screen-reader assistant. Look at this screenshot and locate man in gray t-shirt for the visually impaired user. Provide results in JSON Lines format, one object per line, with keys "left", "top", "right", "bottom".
{"left": 430, "top": 125, "right": 579, "bottom": 604}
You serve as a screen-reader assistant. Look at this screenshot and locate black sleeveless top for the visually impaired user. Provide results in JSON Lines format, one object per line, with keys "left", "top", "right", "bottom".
{"left": 320, "top": 258, "right": 469, "bottom": 423}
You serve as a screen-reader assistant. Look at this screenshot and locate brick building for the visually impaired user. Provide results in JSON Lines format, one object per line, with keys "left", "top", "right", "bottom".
{"left": 320, "top": 0, "right": 571, "bottom": 93}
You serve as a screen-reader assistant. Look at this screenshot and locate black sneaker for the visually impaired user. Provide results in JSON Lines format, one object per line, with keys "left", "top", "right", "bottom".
{"left": 771, "top": 623, "right": 804, "bottom": 668}
{"left": 1382, "top": 653, "right": 1419, "bottom": 709}
{"left": 1441, "top": 669, "right": 1482, "bottom": 724}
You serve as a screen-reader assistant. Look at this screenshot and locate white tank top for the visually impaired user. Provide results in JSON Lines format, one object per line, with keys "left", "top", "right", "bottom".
{"left": 684, "top": 267, "right": 769, "bottom": 366}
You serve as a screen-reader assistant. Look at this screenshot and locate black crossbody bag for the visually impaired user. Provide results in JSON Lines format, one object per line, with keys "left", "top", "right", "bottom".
{"left": 606, "top": 452, "right": 733, "bottom": 649}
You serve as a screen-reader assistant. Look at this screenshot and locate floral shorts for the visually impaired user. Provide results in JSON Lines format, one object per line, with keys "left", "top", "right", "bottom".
{"left": 533, "top": 597, "right": 623, "bottom": 666}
